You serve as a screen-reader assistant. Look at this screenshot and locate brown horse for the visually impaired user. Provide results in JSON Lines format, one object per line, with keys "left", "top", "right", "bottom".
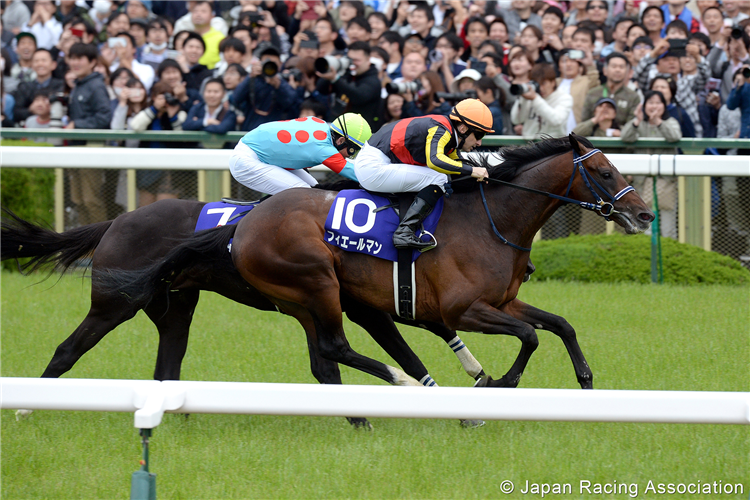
{"left": 104, "top": 135, "right": 654, "bottom": 389}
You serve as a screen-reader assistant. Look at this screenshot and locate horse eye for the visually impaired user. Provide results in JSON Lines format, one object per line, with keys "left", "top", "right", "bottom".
{"left": 602, "top": 171, "right": 613, "bottom": 180}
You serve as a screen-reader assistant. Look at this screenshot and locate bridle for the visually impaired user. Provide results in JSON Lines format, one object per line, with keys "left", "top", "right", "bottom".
{"left": 474, "top": 148, "right": 635, "bottom": 252}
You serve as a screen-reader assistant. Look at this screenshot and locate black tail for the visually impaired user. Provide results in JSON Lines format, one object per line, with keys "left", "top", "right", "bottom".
{"left": 96, "top": 224, "right": 238, "bottom": 308}
{"left": 1, "top": 207, "right": 113, "bottom": 274}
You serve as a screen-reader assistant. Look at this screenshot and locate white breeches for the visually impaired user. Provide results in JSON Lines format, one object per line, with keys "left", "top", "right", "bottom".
{"left": 354, "top": 143, "right": 449, "bottom": 193}
{"left": 228, "top": 141, "right": 318, "bottom": 195}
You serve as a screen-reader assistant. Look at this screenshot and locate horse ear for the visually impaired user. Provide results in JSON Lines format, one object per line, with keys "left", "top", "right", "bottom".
{"left": 568, "top": 133, "right": 582, "bottom": 156}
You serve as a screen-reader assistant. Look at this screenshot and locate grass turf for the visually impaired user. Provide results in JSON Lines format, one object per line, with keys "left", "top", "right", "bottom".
{"left": 1, "top": 272, "right": 748, "bottom": 499}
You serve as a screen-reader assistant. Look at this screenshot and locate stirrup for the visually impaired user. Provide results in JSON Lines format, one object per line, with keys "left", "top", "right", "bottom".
{"left": 417, "top": 230, "right": 438, "bottom": 252}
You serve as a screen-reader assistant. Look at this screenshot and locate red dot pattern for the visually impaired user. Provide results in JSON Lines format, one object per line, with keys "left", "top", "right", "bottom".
{"left": 277, "top": 130, "right": 292, "bottom": 143}
{"left": 295, "top": 130, "right": 310, "bottom": 143}
{"left": 311, "top": 117, "right": 325, "bottom": 123}
{"left": 295, "top": 117, "right": 307, "bottom": 122}
{"left": 313, "top": 130, "right": 327, "bottom": 141}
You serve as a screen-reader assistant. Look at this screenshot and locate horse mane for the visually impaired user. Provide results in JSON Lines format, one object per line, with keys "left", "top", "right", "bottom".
{"left": 451, "top": 136, "right": 594, "bottom": 192}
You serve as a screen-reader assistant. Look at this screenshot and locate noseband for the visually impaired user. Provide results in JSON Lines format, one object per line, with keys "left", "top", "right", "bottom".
{"left": 477, "top": 148, "right": 635, "bottom": 252}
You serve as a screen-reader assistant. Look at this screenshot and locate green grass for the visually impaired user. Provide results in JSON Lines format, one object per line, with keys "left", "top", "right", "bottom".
{"left": 1, "top": 272, "right": 748, "bottom": 499}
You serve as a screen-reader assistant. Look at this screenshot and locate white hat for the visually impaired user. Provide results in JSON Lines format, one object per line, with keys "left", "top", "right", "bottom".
{"left": 450, "top": 68, "right": 482, "bottom": 93}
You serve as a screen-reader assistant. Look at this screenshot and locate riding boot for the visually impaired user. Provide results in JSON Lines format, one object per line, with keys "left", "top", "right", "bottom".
{"left": 393, "top": 185, "right": 442, "bottom": 251}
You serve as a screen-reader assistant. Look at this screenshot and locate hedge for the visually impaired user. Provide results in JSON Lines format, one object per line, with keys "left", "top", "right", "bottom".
{"left": 1, "top": 140, "right": 56, "bottom": 272}
{"left": 531, "top": 234, "right": 750, "bottom": 286}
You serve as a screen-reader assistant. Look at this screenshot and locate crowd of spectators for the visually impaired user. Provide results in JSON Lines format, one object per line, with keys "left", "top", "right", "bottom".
{"left": 0, "top": 0, "right": 748, "bottom": 238}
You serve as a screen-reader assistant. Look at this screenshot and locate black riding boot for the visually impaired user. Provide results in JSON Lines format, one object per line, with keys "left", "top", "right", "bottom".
{"left": 393, "top": 185, "right": 442, "bottom": 251}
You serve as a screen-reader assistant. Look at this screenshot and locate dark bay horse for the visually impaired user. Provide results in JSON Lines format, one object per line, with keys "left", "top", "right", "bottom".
{"left": 2, "top": 199, "right": 485, "bottom": 414}
{"left": 100, "top": 135, "right": 654, "bottom": 390}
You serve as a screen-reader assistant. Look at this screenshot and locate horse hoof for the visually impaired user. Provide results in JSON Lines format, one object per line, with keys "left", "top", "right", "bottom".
{"left": 347, "top": 417, "right": 373, "bottom": 430}
{"left": 15, "top": 409, "right": 33, "bottom": 421}
{"left": 460, "top": 419, "right": 485, "bottom": 428}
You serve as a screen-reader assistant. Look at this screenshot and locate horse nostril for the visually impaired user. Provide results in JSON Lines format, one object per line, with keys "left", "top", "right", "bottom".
{"left": 638, "top": 212, "right": 655, "bottom": 222}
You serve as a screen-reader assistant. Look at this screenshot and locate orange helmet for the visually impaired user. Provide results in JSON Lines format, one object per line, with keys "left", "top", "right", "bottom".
{"left": 449, "top": 99, "right": 495, "bottom": 134}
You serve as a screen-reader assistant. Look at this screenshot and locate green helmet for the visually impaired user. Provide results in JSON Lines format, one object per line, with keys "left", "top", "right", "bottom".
{"left": 330, "top": 113, "right": 372, "bottom": 157}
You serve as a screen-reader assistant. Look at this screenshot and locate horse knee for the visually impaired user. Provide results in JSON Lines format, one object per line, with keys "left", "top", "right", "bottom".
{"left": 519, "top": 326, "right": 539, "bottom": 350}
{"left": 317, "top": 336, "right": 350, "bottom": 364}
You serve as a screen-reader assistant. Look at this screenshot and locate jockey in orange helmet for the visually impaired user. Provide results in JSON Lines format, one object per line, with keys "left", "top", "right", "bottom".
{"left": 354, "top": 98, "right": 494, "bottom": 251}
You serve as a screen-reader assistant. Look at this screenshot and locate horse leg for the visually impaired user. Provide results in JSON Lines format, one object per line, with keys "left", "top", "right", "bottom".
{"left": 500, "top": 299, "right": 593, "bottom": 389}
{"left": 395, "top": 317, "right": 486, "bottom": 381}
{"left": 40, "top": 298, "right": 138, "bottom": 378}
{"left": 143, "top": 290, "right": 200, "bottom": 381}
{"left": 456, "top": 302, "right": 539, "bottom": 388}
{"left": 343, "top": 298, "right": 434, "bottom": 386}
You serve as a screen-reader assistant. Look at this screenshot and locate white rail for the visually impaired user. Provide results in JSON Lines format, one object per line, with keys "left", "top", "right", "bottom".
{"left": 2, "top": 147, "right": 749, "bottom": 176}
{"left": 1, "top": 378, "right": 748, "bottom": 429}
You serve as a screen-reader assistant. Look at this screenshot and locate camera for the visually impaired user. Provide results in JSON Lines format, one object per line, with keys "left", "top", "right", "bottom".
{"left": 567, "top": 49, "right": 585, "bottom": 60}
{"left": 49, "top": 92, "right": 69, "bottom": 129}
{"left": 731, "top": 26, "right": 744, "bottom": 39}
{"left": 241, "top": 11, "right": 264, "bottom": 28}
{"left": 314, "top": 55, "right": 351, "bottom": 77}
{"left": 667, "top": 38, "right": 688, "bottom": 50}
{"left": 163, "top": 92, "right": 180, "bottom": 106}
{"left": 743, "top": 67, "right": 750, "bottom": 79}
{"left": 509, "top": 81, "right": 540, "bottom": 95}
{"left": 385, "top": 80, "right": 421, "bottom": 95}
{"left": 428, "top": 49, "right": 443, "bottom": 64}
{"left": 262, "top": 60, "right": 279, "bottom": 78}
{"left": 281, "top": 67, "right": 303, "bottom": 83}
{"left": 434, "top": 90, "right": 477, "bottom": 103}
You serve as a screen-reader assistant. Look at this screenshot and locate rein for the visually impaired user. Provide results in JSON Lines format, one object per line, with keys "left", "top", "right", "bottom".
{"left": 471, "top": 148, "right": 635, "bottom": 253}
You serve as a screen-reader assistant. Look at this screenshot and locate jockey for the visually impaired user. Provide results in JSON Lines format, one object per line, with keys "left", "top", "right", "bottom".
{"left": 354, "top": 99, "right": 494, "bottom": 251}
{"left": 229, "top": 113, "right": 372, "bottom": 195}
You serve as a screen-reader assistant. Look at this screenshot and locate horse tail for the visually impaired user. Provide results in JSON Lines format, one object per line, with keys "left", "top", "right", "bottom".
{"left": 1, "top": 207, "right": 113, "bottom": 275}
{"left": 96, "top": 224, "right": 238, "bottom": 308}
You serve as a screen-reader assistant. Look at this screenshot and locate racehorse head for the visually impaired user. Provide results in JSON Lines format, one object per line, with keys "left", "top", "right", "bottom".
{"left": 567, "top": 133, "right": 654, "bottom": 234}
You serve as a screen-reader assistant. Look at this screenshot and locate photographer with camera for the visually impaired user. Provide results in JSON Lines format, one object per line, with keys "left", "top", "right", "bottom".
{"left": 556, "top": 48, "right": 598, "bottom": 132}
{"left": 725, "top": 64, "right": 750, "bottom": 239}
{"left": 316, "top": 41, "right": 382, "bottom": 131}
{"left": 231, "top": 43, "right": 300, "bottom": 132}
{"left": 707, "top": 23, "right": 750, "bottom": 101}
{"left": 399, "top": 70, "right": 451, "bottom": 118}
{"left": 107, "top": 31, "right": 154, "bottom": 92}
{"left": 511, "top": 62, "right": 572, "bottom": 139}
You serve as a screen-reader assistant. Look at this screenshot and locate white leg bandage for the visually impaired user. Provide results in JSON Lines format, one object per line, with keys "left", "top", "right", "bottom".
{"left": 448, "top": 336, "right": 484, "bottom": 379}
{"left": 419, "top": 374, "right": 438, "bottom": 387}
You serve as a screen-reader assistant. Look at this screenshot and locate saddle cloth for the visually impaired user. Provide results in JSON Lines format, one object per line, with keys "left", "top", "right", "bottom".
{"left": 323, "top": 189, "right": 444, "bottom": 262}
{"left": 194, "top": 201, "right": 256, "bottom": 232}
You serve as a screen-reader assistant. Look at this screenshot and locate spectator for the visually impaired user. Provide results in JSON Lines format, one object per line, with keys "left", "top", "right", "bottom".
{"left": 317, "top": 41, "right": 382, "bottom": 131}
{"left": 173, "top": 0, "right": 228, "bottom": 38}
{"left": 232, "top": 43, "right": 300, "bottom": 132}
{"left": 583, "top": 0, "right": 611, "bottom": 31}
{"left": 641, "top": 6, "right": 665, "bottom": 46}
{"left": 661, "top": 1, "right": 701, "bottom": 36}
{"left": 561, "top": 25, "right": 578, "bottom": 48}
{"left": 140, "top": 18, "right": 170, "bottom": 71}
{"left": 228, "top": 26, "right": 256, "bottom": 71}
{"left": 462, "top": 16, "right": 489, "bottom": 62}
{"left": 299, "top": 98, "right": 327, "bottom": 119}
{"left": 125, "top": 1, "right": 152, "bottom": 22}
{"left": 383, "top": 92, "right": 404, "bottom": 123}
{"left": 430, "top": 31, "right": 466, "bottom": 89}
{"left": 701, "top": 6, "right": 724, "bottom": 46}
{"left": 346, "top": 17, "right": 371, "bottom": 44}
{"left": 475, "top": 75, "right": 503, "bottom": 133}
{"left": 367, "top": 12, "right": 388, "bottom": 44}
{"left": 110, "top": 76, "right": 148, "bottom": 148}
{"left": 402, "top": 70, "right": 450, "bottom": 118}
{"left": 155, "top": 58, "right": 202, "bottom": 113}
{"left": 19, "top": 0, "right": 62, "bottom": 50}
{"left": 291, "top": 29, "right": 318, "bottom": 59}
{"left": 178, "top": 31, "right": 212, "bottom": 91}
{"left": 186, "top": 1, "right": 223, "bottom": 70}
{"left": 723, "top": 66, "right": 750, "bottom": 227}
{"left": 502, "top": 0, "right": 542, "bottom": 44}
{"left": 378, "top": 30, "right": 404, "bottom": 79}
{"left": 108, "top": 31, "right": 154, "bottom": 92}
{"left": 0, "top": 78, "right": 14, "bottom": 127}
{"left": 573, "top": 97, "right": 621, "bottom": 136}
{"left": 557, "top": 48, "right": 598, "bottom": 132}
{"left": 88, "top": 0, "right": 114, "bottom": 36}
{"left": 65, "top": 42, "right": 112, "bottom": 225}
{"left": 23, "top": 89, "right": 61, "bottom": 145}
{"left": 183, "top": 78, "right": 237, "bottom": 146}
{"left": 12, "top": 47, "right": 63, "bottom": 125}
{"left": 621, "top": 90, "right": 682, "bottom": 239}
{"left": 541, "top": 6, "right": 565, "bottom": 53}
{"left": 571, "top": 27, "right": 599, "bottom": 79}
{"left": 333, "top": 0, "right": 364, "bottom": 40}
{"left": 131, "top": 80, "right": 188, "bottom": 207}
{"left": 626, "top": 23, "right": 648, "bottom": 51}
{"left": 628, "top": 35, "right": 653, "bottom": 70}
{"left": 581, "top": 52, "right": 640, "bottom": 127}
{"left": 10, "top": 32, "right": 37, "bottom": 87}
{"left": 511, "top": 62, "right": 572, "bottom": 139}
{"left": 397, "top": 50, "right": 428, "bottom": 86}
{"left": 650, "top": 75, "right": 696, "bottom": 138}
{"left": 395, "top": 4, "right": 440, "bottom": 51}
{"left": 55, "top": 0, "right": 93, "bottom": 28}
{"left": 314, "top": 17, "right": 339, "bottom": 58}
{"left": 109, "top": 66, "right": 137, "bottom": 108}
{"left": 508, "top": 48, "right": 534, "bottom": 89}
{"left": 722, "top": 0, "right": 749, "bottom": 26}
{"left": 129, "top": 17, "right": 149, "bottom": 60}
{"left": 602, "top": 17, "right": 635, "bottom": 58}
{"left": 450, "top": 68, "right": 481, "bottom": 93}
{"left": 222, "top": 62, "right": 248, "bottom": 104}
{"left": 3, "top": 0, "right": 31, "bottom": 37}
{"left": 519, "top": 25, "right": 557, "bottom": 65}
{"left": 708, "top": 28, "right": 750, "bottom": 101}
{"left": 103, "top": 11, "right": 130, "bottom": 42}
{"left": 210, "top": 37, "right": 246, "bottom": 78}
{"left": 565, "top": 0, "right": 589, "bottom": 28}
